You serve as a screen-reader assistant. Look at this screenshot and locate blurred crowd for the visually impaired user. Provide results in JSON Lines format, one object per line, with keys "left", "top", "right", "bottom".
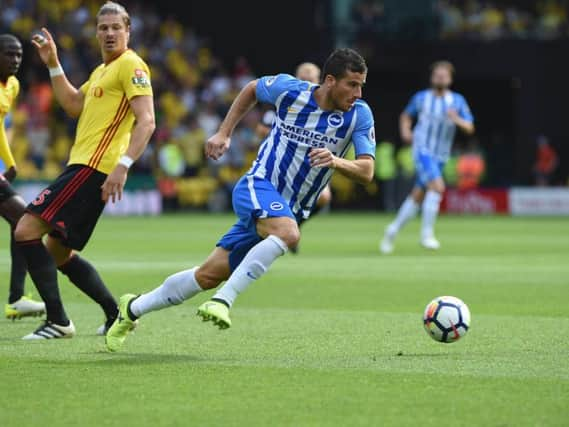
{"left": 352, "top": 0, "right": 569, "bottom": 42}
{"left": 1, "top": 0, "right": 264, "bottom": 209}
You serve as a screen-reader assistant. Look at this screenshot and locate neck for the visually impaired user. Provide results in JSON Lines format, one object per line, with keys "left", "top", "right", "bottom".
{"left": 102, "top": 47, "right": 127, "bottom": 64}
{"left": 433, "top": 88, "right": 447, "bottom": 96}
{"left": 313, "top": 86, "right": 335, "bottom": 111}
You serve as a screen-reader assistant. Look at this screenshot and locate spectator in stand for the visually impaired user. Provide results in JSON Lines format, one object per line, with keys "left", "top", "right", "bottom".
{"left": 534, "top": 135, "right": 558, "bottom": 186}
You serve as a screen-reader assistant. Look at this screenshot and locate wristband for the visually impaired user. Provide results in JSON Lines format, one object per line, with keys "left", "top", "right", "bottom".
{"left": 49, "top": 65, "right": 64, "bottom": 78}
{"left": 119, "top": 155, "right": 134, "bottom": 169}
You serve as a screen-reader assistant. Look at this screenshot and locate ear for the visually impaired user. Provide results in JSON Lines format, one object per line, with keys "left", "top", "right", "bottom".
{"left": 324, "top": 74, "right": 335, "bottom": 88}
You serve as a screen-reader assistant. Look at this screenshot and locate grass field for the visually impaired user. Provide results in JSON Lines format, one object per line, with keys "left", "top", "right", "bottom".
{"left": 1, "top": 213, "right": 568, "bottom": 426}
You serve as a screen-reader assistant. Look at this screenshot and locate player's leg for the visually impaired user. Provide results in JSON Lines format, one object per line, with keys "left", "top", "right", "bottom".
{"left": 1, "top": 190, "right": 44, "bottom": 319}
{"left": 420, "top": 173, "right": 445, "bottom": 250}
{"left": 105, "top": 246, "right": 229, "bottom": 352}
{"left": 381, "top": 185, "right": 424, "bottom": 254}
{"left": 14, "top": 213, "right": 74, "bottom": 338}
{"left": 209, "top": 216, "right": 295, "bottom": 307}
{"left": 46, "top": 235, "right": 118, "bottom": 331}
{"left": 291, "top": 185, "right": 331, "bottom": 254}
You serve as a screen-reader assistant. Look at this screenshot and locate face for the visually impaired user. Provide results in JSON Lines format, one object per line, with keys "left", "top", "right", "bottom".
{"left": 96, "top": 13, "right": 130, "bottom": 57}
{"left": 431, "top": 66, "right": 452, "bottom": 91}
{"left": 326, "top": 70, "right": 366, "bottom": 112}
{"left": 0, "top": 40, "right": 23, "bottom": 78}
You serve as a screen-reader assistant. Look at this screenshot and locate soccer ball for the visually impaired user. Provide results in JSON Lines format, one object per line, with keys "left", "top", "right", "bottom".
{"left": 423, "top": 296, "right": 471, "bottom": 343}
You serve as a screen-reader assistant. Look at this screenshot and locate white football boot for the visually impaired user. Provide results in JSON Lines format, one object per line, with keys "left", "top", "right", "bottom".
{"left": 22, "top": 320, "right": 76, "bottom": 340}
{"left": 420, "top": 235, "right": 441, "bottom": 250}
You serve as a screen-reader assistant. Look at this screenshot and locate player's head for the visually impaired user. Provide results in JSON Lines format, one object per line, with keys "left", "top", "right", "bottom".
{"left": 321, "top": 48, "right": 367, "bottom": 112}
{"left": 0, "top": 34, "right": 22, "bottom": 80}
{"left": 295, "top": 62, "right": 320, "bottom": 84}
{"left": 430, "top": 60, "right": 454, "bottom": 91}
{"left": 96, "top": 1, "right": 130, "bottom": 58}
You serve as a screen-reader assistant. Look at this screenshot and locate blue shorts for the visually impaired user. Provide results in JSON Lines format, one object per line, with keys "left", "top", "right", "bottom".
{"left": 217, "top": 175, "right": 296, "bottom": 271}
{"left": 415, "top": 153, "right": 445, "bottom": 188}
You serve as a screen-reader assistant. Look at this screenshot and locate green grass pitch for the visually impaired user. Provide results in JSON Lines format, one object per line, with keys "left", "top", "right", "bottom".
{"left": 1, "top": 213, "right": 568, "bottom": 426}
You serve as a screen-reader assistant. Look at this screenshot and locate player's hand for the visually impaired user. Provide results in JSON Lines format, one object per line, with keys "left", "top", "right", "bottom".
{"left": 31, "top": 28, "right": 59, "bottom": 68}
{"left": 309, "top": 148, "right": 337, "bottom": 169}
{"left": 101, "top": 165, "right": 128, "bottom": 203}
{"left": 3, "top": 166, "right": 17, "bottom": 183}
{"left": 447, "top": 109, "right": 460, "bottom": 124}
{"left": 205, "top": 132, "right": 231, "bottom": 160}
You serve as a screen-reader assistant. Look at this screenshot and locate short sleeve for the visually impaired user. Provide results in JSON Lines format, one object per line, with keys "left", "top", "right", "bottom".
{"left": 404, "top": 92, "right": 423, "bottom": 118}
{"left": 457, "top": 95, "right": 474, "bottom": 123}
{"left": 12, "top": 78, "right": 20, "bottom": 99}
{"left": 119, "top": 55, "right": 153, "bottom": 100}
{"left": 352, "top": 102, "right": 376, "bottom": 158}
{"left": 256, "top": 74, "right": 300, "bottom": 105}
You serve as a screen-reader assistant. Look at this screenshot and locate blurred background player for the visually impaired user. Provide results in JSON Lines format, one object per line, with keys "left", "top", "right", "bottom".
{"left": 13, "top": 1, "right": 155, "bottom": 340}
{"left": 380, "top": 61, "right": 474, "bottom": 253}
{"left": 105, "top": 48, "right": 376, "bottom": 352}
{"left": 0, "top": 34, "right": 45, "bottom": 320}
{"left": 256, "top": 62, "right": 332, "bottom": 253}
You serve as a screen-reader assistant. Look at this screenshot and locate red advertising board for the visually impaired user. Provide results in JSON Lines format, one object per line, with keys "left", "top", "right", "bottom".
{"left": 441, "top": 189, "right": 509, "bottom": 214}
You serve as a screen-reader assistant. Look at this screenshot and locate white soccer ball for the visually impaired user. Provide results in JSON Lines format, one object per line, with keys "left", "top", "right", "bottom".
{"left": 423, "top": 296, "right": 471, "bottom": 343}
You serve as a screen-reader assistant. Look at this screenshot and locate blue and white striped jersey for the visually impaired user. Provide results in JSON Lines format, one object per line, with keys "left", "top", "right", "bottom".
{"left": 251, "top": 73, "right": 376, "bottom": 218}
{"left": 405, "top": 89, "right": 473, "bottom": 161}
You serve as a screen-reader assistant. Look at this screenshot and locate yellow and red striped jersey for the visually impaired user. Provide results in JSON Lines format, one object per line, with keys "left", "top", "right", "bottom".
{"left": 69, "top": 49, "right": 153, "bottom": 174}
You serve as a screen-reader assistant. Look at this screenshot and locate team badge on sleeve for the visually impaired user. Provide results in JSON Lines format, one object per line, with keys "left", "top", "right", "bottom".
{"left": 369, "top": 127, "right": 376, "bottom": 142}
{"left": 132, "top": 69, "right": 150, "bottom": 88}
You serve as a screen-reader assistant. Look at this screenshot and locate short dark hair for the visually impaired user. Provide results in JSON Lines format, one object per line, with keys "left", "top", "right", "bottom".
{"left": 430, "top": 60, "right": 455, "bottom": 76}
{"left": 0, "top": 34, "right": 21, "bottom": 51}
{"left": 322, "top": 48, "right": 367, "bottom": 82}
{"left": 97, "top": 1, "right": 131, "bottom": 28}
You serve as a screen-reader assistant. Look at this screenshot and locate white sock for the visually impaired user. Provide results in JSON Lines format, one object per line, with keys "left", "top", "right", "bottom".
{"left": 421, "top": 190, "right": 442, "bottom": 239}
{"left": 213, "top": 235, "right": 287, "bottom": 307}
{"left": 130, "top": 267, "right": 203, "bottom": 317}
{"left": 389, "top": 196, "right": 419, "bottom": 234}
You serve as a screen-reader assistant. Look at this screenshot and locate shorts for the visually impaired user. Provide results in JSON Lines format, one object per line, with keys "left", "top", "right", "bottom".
{"left": 217, "top": 175, "right": 295, "bottom": 271}
{"left": 0, "top": 174, "right": 17, "bottom": 203}
{"left": 415, "top": 153, "right": 445, "bottom": 188}
{"left": 26, "top": 164, "right": 107, "bottom": 251}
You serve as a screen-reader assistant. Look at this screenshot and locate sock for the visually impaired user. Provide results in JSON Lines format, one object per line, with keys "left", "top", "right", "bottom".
{"left": 8, "top": 231, "right": 27, "bottom": 304}
{"left": 421, "top": 190, "right": 442, "bottom": 239}
{"left": 17, "top": 240, "right": 69, "bottom": 325}
{"left": 389, "top": 196, "right": 419, "bottom": 234}
{"left": 213, "top": 235, "right": 287, "bottom": 307}
{"left": 130, "top": 267, "right": 202, "bottom": 318}
{"left": 58, "top": 255, "right": 118, "bottom": 321}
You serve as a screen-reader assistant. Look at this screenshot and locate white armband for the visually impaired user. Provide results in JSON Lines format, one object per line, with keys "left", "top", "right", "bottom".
{"left": 119, "top": 155, "right": 134, "bottom": 169}
{"left": 49, "top": 65, "right": 65, "bottom": 78}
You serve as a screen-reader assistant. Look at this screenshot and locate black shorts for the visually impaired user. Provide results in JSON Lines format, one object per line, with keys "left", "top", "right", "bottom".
{"left": 0, "top": 174, "right": 17, "bottom": 204}
{"left": 27, "top": 164, "right": 107, "bottom": 251}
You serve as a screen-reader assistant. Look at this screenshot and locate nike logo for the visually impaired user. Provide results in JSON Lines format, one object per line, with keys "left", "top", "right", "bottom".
{"left": 246, "top": 272, "right": 258, "bottom": 280}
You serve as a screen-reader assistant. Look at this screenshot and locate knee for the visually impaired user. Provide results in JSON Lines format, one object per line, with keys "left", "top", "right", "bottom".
{"left": 195, "top": 266, "right": 224, "bottom": 290}
{"left": 317, "top": 187, "right": 332, "bottom": 206}
{"left": 14, "top": 216, "right": 37, "bottom": 242}
{"left": 429, "top": 182, "right": 445, "bottom": 194}
{"left": 272, "top": 226, "right": 300, "bottom": 249}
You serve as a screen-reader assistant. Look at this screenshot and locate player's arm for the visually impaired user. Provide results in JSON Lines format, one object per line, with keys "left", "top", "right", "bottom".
{"left": 101, "top": 95, "right": 156, "bottom": 203}
{"left": 309, "top": 150, "right": 374, "bottom": 184}
{"left": 31, "top": 28, "right": 84, "bottom": 118}
{"left": 206, "top": 80, "right": 258, "bottom": 160}
{"left": 399, "top": 112, "right": 414, "bottom": 144}
{"left": 0, "top": 123, "right": 17, "bottom": 182}
{"left": 448, "top": 96, "right": 475, "bottom": 135}
{"left": 447, "top": 110, "right": 475, "bottom": 135}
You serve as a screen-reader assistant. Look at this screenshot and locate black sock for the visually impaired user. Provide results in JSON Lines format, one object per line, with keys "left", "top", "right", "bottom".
{"left": 17, "top": 239, "right": 69, "bottom": 325}
{"left": 58, "top": 255, "right": 118, "bottom": 321}
{"left": 8, "top": 231, "right": 27, "bottom": 304}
